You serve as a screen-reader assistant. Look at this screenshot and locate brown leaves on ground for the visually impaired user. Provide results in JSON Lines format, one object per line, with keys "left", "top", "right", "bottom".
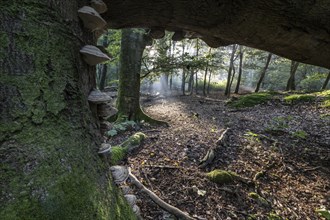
{"left": 114, "top": 93, "right": 330, "bottom": 219}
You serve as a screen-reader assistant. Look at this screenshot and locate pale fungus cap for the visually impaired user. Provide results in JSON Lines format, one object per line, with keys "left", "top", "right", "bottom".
{"left": 80, "top": 45, "right": 111, "bottom": 65}
{"left": 90, "top": 0, "right": 108, "bottom": 14}
{"left": 88, "top": 89, "right": 112, "bottom": 104}
{"left": 98, "top": 143, "right": 111, "bottom": 154}
{"left": 78, "top": 6, "right": 106, "bottom": 31}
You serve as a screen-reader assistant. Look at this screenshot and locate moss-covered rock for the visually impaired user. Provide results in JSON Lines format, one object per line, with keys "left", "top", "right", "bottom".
{"left": 206, "top": 170, "right": 238, "bottom": 184}
{"left": 121, "top": 132, "right": 146, "bottom": 149}
{"left": 227, "top": 93, "right": 272, "bottom": 108}
{"left": 248, "top": 192, "right": 270, "bottom": 207}
{"left": 284, "top": 94, "right": 315, "bottom": 104}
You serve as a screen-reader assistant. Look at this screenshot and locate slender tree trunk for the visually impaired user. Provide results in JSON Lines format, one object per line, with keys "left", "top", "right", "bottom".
{"left": 0, "top": 2, "right": 134, "bottom": 219}
{"left": 286, "top": 61, "right": 300, "bottom": 91}
{"left": 99, "top": 33, "right": 110, "bottom": 91}
{"left": 225, "top": 44, "right": 237, "bottom": 96}
{"left": 181, "top": 42, "right": 186, "bottom": 95}
{"left": 235, "top": 45, "right": 244, "bottom": 94}
{"left": 188, "top": 69, "right": 194, "bottom": 95}
{"left": 229, "top": 65, "right": 236, "bottom": 90}
{"left": 203, "top": 48, "right": 212, "bottom": 96}
{"left": 195, "top": 39, "right": 199, "bottom": 94}
{"left": 255, "top": 53, "right": 273, "bottom": 92}
{"left": 207, "top": 70, "right": 212, "bottom": 94}
{"left": 203, "top": 65, "right": 209, "bottom": 96}
{"left": 99, "top": 65, "right": 108, "bottom": 90}
{"left": 321, "top": 71, "right": 330, "bottom": 90}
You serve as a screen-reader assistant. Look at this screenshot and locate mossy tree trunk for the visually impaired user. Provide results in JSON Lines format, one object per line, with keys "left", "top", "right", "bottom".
{"left": 286, "top": 61, "right": 300, "bottom": 91}
{"left": 0, "top": 1, "right": 135, "bottom": 219}
{"left": 116, "top": 29, "right": 149, "bottom": 121}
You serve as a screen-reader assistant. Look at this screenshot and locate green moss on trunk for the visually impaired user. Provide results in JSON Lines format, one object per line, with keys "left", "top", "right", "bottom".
{"left": 1, "top": 1, "right": 136, "bottom": 219}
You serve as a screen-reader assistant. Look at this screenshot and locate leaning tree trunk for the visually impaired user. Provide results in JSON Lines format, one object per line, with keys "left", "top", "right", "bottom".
{"left": 0, "top": 1, "right": 135, "bottom": 219}
{"left": 224, "top": 44, "right": 237, "bottom": 96}
{"left": 321, "top": 71, "right": 330, "bottom": 90}
{"left": 255, "top": 53, "right": 272, "bottom": 93}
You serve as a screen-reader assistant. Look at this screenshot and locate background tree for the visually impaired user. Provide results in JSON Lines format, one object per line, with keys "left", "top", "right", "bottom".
{"left": 116, "top": 29, "right": 150, "bottom": 121}
{"left": 255, "top": 53, "right": 273, "bottom": 92}
{"left": 235, "top": 45, "right": 244, "bottom": 94}
{"left": 286, "top": 61, "right": 300, "bottom": 91}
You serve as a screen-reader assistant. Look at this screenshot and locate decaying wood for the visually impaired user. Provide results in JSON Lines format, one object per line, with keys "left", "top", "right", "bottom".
{"left": 103, "top": 0, "right": 330, "bottom": 69}
{"left": 128, "top": 168, "right": 196, "bottom": 220}
{"left": 199, "top": 128, "right": 229, "bottom": 168}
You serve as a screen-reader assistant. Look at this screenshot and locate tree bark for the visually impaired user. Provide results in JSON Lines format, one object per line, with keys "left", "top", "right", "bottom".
{"left": 286, "top": 61, "right": 300, "bottom": 91}
{"left": 103, "top": 0, "right": 330, "bottom": 69}
{"left": 321, "top": 71, "right": 330, "bottom": 90}
{"left": 255, "top": 53, "right": 272, "bottom": 92}
{"left": 235, "top": 45, "right": 244, "bottom": 94}
{"left": 0, "top": 1, "right": 135, "bottom": 219}
{"left": 117, "top": 29, "right": 147, "bottom": 121}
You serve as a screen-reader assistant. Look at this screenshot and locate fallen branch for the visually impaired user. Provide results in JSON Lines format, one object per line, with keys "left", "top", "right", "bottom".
{"left": 128, "top": 168, "right": 196, "bottom": 220}
{"left": 199, "top": 128, "right": 229, "bottom": 168}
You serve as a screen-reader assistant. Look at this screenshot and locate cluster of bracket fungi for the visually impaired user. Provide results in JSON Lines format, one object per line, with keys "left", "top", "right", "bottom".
{"left": 77, "top": 1, "right": 142, "bottom": 214}
{"left": 78, "top": 0, "right": 110, "bottom": 66}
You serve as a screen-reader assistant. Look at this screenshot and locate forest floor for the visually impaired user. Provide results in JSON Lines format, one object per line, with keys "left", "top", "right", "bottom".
{"left": 112, "top": 91, "right": 330, "bottom": 220}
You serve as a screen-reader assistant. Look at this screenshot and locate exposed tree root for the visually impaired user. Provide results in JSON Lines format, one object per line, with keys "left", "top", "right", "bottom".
{"left": 128, "top": 168, "right": 196, "bottom": 220}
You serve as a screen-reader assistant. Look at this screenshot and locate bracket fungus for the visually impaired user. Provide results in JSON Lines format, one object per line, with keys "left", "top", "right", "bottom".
{"left": 97, "top": 103, "right": 118, "bottom": 118}
{"left": 98, "top": 143, "right": 111, "bottom": 155}
{"left": 80, "top": 45, "right": 111, "bottom": 65}
{"left": 78, "top": 6, "right": 106, "bottom": 31}
{"left": 90, "top": 0, "right": 108, "bottom": 14}
{"left": 88, "top": 89, "right": 112, "bottom": 104}
{"left": 110, "top": 166, "right": 129, "bottom": 184}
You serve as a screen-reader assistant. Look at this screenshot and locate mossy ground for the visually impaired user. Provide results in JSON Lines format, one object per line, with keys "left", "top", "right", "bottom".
{"left": 206, "top": 170, "right": 238, "bottom": 184}
{"left": 227, "top": 92, "right": 273, "bottom": 108}
{"left": 284, "top": 94, "right": 315, "bottom": 103}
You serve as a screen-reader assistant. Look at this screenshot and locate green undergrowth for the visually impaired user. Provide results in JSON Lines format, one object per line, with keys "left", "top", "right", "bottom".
{"left": 228, "top": 92, "right": 273, "bottom": 108}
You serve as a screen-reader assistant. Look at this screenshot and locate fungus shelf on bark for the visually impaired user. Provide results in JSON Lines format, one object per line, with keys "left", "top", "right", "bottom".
{"left": 78, "top": 6, "right": 106, "bottom": 31}
{"left": 80, "top": 45, "right": 111, "bottom": 65}
{"left": 98, "top": 143, "right": 111, "bottom": 155}
{"left": 97, "top": 103, "right": 118, "bottom": 119}
{"left": 90, "top": 0, "right": 108, "bottom": 14}
{"left": 88, "top": 89, "right": 112, "bottom": 104}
